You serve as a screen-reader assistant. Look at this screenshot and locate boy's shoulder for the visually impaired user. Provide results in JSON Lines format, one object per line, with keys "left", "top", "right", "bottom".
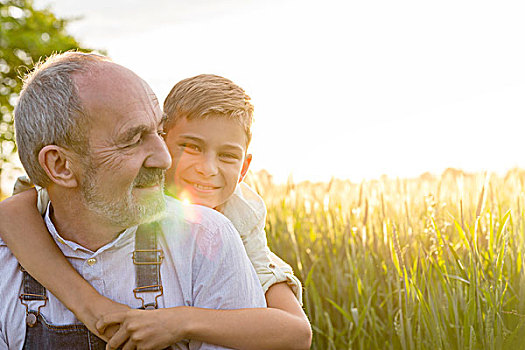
{"left": 220, "top": 182, "right": 266, "bottom": 235}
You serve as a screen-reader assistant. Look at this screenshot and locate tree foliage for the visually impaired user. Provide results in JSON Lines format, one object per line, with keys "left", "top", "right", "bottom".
{"left": 0, "top": 0, "right": 91, "bottom": 187}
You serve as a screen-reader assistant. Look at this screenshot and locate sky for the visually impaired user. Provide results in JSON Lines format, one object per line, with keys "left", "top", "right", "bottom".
{"left": 16, "top": 0, "right": 525, "bottom": 185}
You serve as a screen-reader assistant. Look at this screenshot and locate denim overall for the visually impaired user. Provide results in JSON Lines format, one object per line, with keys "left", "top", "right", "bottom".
{"left": 20, "top": 222, "right": 164, "bottom": 350}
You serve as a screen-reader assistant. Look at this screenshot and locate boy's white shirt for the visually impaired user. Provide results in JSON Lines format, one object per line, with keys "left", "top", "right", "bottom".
{"left": 221, "top": 182, "right": 302, "bottom": 303}
{"left": 13, "top": 176, "right": 303, "bottom": 304}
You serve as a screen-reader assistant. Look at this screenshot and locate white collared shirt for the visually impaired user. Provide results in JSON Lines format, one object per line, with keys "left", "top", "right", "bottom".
{"left": 14, "top": 177, "right": 303, "bottom": 303}
{"left": 0, "top": 196, "right": 266, "bottom": 349}
{"left": 222, "top": 182, "right": 303, "bottom": 303}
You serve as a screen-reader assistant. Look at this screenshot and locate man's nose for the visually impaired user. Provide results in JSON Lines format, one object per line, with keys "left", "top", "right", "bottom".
{"left": 144, "top": 133, "right": 172, "bottom": 170}
{"left": 196, "top": 154, "right": 219, "bottom": 177}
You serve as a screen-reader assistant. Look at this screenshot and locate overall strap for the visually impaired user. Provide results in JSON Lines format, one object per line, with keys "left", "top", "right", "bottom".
{"left": 132, "top": 221, "right": 164, "bottom": 309}
{"left": 19, "top": 266, "right": 48, "bottom": 327}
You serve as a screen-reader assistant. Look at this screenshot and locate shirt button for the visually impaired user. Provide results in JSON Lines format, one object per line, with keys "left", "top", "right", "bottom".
{"left": 87, "top": 258, "right": 97, "bottom": 266}
{"left": 269, "top": 263, "right": 276, "bottom": 269}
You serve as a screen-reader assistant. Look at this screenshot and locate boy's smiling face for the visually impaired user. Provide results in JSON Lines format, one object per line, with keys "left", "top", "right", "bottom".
{"left": 164, "top": 115, "right": 252, "bottom": 209}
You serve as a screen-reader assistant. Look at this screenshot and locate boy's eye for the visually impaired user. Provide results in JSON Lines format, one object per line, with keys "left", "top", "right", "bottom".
{"left": 157, "top": 130, "right": 167, "bottom": 138}
{"left": 180, "top": 143, "right": 201, "bottom": 153}
{"left": 220, "top": 153, "right": 240, "bottom": 162}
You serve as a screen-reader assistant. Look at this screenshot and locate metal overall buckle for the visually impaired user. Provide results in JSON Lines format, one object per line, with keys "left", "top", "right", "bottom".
{"left": 19, "top": 265, "right": 48, "bottom": 327}
{"left": 19, "top": 294, "right": 48, "bottom": 327}
{"left": 132, "top": 248, "right": 164, "bottom": 309}
{"left": 132, "top": 248, "right": 164, "bottom": 265}
{"left": 133, "top": 285, "right": 164, "bottom": 310}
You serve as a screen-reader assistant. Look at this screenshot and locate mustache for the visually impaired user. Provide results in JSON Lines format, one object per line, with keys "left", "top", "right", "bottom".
{"left": 133, "top": 168, "right": 165, "bottom": 188}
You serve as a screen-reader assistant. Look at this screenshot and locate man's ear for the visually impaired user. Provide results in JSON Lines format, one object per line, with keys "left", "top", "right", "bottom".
{"left": 38, "top": 145, "right": 79, "bottom": 188}
{"left": 239, "top": 154, "right": 252, "bottom": 183}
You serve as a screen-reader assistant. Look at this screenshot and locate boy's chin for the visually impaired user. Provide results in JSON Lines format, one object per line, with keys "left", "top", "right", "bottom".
{"left": 168, "top": 187, "right": 217, "bottom": 208}
{"left": 185, "top": 193, "right": 228, "bottom": 211}
{"left": 190, "top": 196, "right": 222, "bottom": 210}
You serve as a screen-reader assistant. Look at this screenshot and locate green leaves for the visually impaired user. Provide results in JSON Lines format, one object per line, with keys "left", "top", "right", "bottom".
{"left": 0, "top": 0, "right": 93, "bottom": 184}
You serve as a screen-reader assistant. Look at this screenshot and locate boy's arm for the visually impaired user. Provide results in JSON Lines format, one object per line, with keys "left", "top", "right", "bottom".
{"left": 225, "top": 183, "right": 303, "bottom": 302}
{"left": 232, "top": 221, "right": 312, "bottom": 348}
{"left": 99, "top": 286, "right": 311, "bottom": 350}
{"left": 186, "top": 221, "right": 312, "bottom": 349}
{"left": 267, "top": 251, "right": 304, "bottom": 301}
{"left": 186, "top": 282, "right": 312, "bottom": 350}
{"left": 242, "top": 223, "right": 304, "bottom": 302}
{"left": 0, "top": 189, "right": 127, "bottom": 340}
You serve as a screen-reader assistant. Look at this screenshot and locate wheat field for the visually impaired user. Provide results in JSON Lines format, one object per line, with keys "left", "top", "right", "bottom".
{"left": 246, "top": 169, "right": 525, "bottom": 350}
{"left": 2, "top": 168, "right": 525, "bottom": 349}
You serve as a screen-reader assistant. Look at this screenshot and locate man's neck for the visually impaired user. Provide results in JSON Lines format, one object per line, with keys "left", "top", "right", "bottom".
{"left": 47, "top": 188, "right": 124, "bottom": 251}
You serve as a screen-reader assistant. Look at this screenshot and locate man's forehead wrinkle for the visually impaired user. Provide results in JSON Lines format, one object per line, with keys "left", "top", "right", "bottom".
{"left": 78, "top": 74, "right": 158, "bottom": 118}
{"left": 71, "top": 62, "right": 162, "bottom": 153}
{"left": 78, "top": 63, "right": 142, "bottom": 91}
{"left": 73, "top": 61, "right": 126, "bottom": 87}
{"left": 145, "top": 96, "right": 163, "bottom": 117}
{"left": 117, "top": 79, "right": 162, "bottom": 124}
{"left": 144, "top": 90, "right": 163, "bottom": 123}
{"left": 149, "top": 92, "right": 159, "bottom": 101}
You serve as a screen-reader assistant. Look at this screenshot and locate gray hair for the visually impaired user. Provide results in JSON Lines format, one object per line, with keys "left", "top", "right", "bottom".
{"left": 15, "top": 52, "right": 110, "bottom": 187}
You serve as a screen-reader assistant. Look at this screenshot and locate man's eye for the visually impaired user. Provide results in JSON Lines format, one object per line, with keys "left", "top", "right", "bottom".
{"left": 157, "top": 130, "right": 167, "bottom": 138}
{"left": 127, "top": 135, "right": 143, "bottom": 147}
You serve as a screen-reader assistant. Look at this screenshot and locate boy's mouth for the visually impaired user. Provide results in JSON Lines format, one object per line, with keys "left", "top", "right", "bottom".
{"left": 184, "top": 180, "right": 220, "bottom": 192}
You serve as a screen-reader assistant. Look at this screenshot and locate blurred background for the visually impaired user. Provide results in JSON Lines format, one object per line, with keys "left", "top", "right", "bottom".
{"left": 2, "top": 0, "right": 525, "bottom": 192}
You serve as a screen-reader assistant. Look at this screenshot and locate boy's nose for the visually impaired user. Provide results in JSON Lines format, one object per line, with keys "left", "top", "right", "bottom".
{"left": 196, "top": 155, "right": 219, "bottom": 177}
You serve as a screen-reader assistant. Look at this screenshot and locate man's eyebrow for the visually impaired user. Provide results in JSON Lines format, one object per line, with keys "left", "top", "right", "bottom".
{"left": 119, "top": 125, "right": 149, "bottom": 143}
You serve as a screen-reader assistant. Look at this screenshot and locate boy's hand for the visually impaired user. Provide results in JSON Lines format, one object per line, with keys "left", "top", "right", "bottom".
{"left": 74, "top": 296, "right": 130, "bottom": 341}
{"left": 97, "top": 307, "right": 191, "bottom": 350}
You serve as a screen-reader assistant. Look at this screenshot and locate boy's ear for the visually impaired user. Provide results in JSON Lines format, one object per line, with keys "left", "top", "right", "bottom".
{"left": 38, "top": 145, "right": 79, "bottom": 188}
{"left": 239, "top": 154, "right": 252, "bottom": 183}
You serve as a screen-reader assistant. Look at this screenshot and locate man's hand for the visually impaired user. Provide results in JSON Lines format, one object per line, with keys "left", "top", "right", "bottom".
{"left": 96, "top": 307, "right": 192, "bottom": 350}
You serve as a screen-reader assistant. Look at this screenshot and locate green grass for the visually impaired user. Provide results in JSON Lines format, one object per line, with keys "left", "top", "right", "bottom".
{"left": 246, "top": 169, "right": 525, "bottom": 350}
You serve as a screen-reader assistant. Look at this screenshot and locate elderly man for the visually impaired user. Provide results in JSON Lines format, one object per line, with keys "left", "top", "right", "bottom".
{"left": 0, "top": 52, "right": 266, "bottom": 349}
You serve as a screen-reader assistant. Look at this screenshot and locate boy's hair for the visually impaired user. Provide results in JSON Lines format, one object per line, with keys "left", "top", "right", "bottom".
{"left": 163, "top": 74, "right": 254, "bottom": 146}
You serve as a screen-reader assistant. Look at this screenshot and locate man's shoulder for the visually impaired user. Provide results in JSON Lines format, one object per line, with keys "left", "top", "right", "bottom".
{"left": 159, "top": 196, "right": 247, "bottom": 268}
{"left": 163, "top": 195, "right": 231, "bottom": 226}
{"left": 160, "top": 195, "right": 236, "bottom": 242}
